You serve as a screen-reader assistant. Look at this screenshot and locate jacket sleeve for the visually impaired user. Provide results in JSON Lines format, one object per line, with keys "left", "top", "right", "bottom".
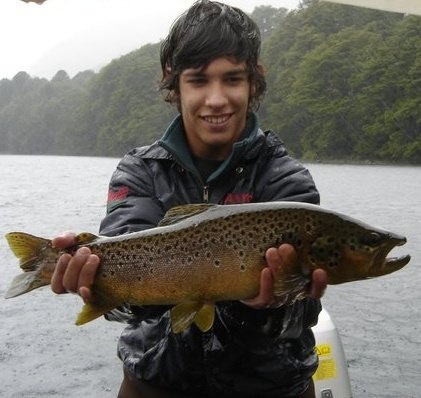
{"left": 99, "top": 150, "right": 165, "bottom": 236}
{"left": 255, "top": 135, "right": 320, "bottom": 205}
{"left": 99, "top": 150, "right": 170, "bottom": 323}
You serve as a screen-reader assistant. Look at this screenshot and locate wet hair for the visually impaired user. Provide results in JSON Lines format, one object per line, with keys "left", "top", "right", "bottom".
{"left": 159, "top": 0, "right": 266, "bottom": 111}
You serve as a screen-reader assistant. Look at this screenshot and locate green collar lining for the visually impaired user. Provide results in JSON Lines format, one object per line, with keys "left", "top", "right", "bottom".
{"left": 159, "top": 113, "right": 259, "bottom": 182}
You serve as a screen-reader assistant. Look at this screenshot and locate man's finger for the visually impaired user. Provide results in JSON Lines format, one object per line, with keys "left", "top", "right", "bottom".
{"left": 308, "top": 269, "right": 328, "bottom": 299}
{"left": 51, "top": 232, "right": 77, "bottom": 249}
{"left": 61, "top": 247, "right": 91, "bottom": 293}
{"left": 77, "top": 254, "right": 100, "bottom": 299}
{"left": 51, "top": 253, "right": 72, "bottom": 294}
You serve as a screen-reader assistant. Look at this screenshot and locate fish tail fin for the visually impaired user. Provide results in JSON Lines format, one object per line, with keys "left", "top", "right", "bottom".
{"left": 75, "top": 301, "right": 120, "bottom": 326}
{"left": 5, "top": 232, "right": 58, "bottom": 298}
{"left": 170, "top": 301, "right": 215, "bottom": 333}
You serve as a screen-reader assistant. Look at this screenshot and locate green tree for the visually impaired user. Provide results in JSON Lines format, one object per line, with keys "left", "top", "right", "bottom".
{"left": 0, "top": 2, "right": 419, "bottom": 163}
{"left": 251, "top": 6, "right": 288, "bottom": 39}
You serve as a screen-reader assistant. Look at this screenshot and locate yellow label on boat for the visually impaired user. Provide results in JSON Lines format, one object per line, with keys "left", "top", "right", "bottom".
{"left": 313, "top": 358, "right": 337, "bottom": 380}
{"left": 316, "top": 344, "right": 332, "bottom": 357}
{"left": 313, "top": 344, "right": 337, "bottom": 380}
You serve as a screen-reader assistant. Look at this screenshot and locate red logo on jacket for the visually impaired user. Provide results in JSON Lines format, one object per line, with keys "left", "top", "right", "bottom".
{"left": 223, "top": 193, "right": 253, "bottom": 204}
{"left": 107, "top": 186, "right": 129, "bottom": 203}
{"left": 107, "top": 186, "right": 130, "bottom": 212}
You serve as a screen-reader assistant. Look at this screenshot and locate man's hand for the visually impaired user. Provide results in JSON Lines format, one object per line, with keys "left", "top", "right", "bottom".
{"left": 242, "top": 244, "right": 327, "bottom": 309}
{"left": 50, "top": 233, "right": 100, "bottom": 302}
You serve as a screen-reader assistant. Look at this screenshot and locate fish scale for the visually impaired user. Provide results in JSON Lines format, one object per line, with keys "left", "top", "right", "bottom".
{"left": 4, "top": 202, "right": 410, "bottom": 333}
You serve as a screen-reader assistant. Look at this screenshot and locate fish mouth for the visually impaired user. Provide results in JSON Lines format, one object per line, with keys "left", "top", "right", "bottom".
{"left": 384, "top": 254, "right": 411, "bottom": 269}
{"left": 378, "top": 235, "right": 411, "bottom": 273}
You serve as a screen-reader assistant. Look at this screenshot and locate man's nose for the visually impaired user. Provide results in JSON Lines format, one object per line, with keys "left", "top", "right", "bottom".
{"left": 205, "top": 82, "right": 229, "bottom": 108}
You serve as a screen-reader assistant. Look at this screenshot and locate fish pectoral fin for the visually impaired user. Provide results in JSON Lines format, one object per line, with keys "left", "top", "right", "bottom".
{"left": 193, "top": 303, "right": 215, "bottom": 333}
{"left": 170, "top": 301, "right": 216, "bottom": 333}
{"left": 273, "top": 272, "right": 308, "bottom": 296}
{"left": 75, "top": 301, "right": 120, "bottom": 326}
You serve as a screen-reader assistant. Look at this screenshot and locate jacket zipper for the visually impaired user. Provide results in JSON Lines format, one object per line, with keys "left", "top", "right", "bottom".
{"left": 203, "top": 185, "right": 209, "bottom": 203}
{"left": 168, "top": 153, "right": 210, "bottom": 203}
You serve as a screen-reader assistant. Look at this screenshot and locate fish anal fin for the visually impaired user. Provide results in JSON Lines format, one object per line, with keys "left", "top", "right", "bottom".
{"left": 75, "top": 300, "right": 119, "bottom": 326}
{"left": 170, "top": 301, "right": 215, "bottom": 333}
{"left": 158, "top": 204, "right": 216, "bottom": 226}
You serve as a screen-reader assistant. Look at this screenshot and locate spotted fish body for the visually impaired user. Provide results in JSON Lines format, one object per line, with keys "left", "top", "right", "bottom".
{"left": 5, "top": 202, "right": 410, "bottom": 333}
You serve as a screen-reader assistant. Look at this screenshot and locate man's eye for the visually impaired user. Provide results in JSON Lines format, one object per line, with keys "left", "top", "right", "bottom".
{"left": 226, "top": 76, "right": 245, "bottom": 84}
{"left": 188, "top": 78, "right": 206, "bottom": 85}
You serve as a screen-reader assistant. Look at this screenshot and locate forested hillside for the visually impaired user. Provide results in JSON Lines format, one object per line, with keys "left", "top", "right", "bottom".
{"left": 1, "top": 0, "right": 420, "bottom": 163}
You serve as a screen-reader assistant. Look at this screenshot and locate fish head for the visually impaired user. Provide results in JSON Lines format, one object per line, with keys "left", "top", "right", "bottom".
{"left": 307, "top": 219, "right": 411, "bottom": 284}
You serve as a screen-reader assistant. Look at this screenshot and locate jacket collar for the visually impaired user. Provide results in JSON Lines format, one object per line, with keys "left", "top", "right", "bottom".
{"left": 158, "top": 113, "right": 262, "bottom": 182}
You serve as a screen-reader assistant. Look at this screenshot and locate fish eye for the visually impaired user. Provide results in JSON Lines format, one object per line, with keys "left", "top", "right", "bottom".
{"left": 362, "top": 232, "right": 383, "bottom": 246}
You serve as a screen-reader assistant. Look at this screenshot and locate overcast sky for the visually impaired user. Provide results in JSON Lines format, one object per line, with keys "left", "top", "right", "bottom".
{"left": 1, "top": 0, "right": 300, "bottom": 80}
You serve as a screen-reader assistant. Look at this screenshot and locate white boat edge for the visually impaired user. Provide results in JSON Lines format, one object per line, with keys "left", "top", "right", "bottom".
{"left": 312, "top": 308, "right": 353, "bottom": 397}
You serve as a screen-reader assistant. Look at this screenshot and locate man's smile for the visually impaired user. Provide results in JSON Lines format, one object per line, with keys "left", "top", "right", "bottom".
{"left": 201, "top": 114, "right": 233, "bottom": 125}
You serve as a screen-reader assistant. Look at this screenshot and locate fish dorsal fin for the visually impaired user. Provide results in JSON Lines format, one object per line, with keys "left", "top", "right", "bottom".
{"left": 75, "top": 232, "right": 99, "bottom": 245}
{"left": 158, "top": 204, "right": 216, "bottom": 227}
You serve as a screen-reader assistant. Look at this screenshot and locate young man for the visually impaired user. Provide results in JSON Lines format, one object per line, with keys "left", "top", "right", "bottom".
{"left": 51, "top": 1, "right": 327, "bottom": 397}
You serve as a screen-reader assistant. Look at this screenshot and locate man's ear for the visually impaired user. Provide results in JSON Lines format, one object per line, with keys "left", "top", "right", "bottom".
{"left": 162, "top": 66, "right": 179, "bottom": 106}
{"left": 257, "top": 62, "right": 266, "bottom": 78}
{"left": 250, "top": 62, "right": 266, "bottom": 96}
{"left": 164, "top": 66, "right": 172, "bottom": 80}
{"left": 249, "top": 62, "right": 266, "bottom": 111}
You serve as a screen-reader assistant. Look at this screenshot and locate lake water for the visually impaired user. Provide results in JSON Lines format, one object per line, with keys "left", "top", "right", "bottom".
{"left": 0, "top": 155, "right": 420, "bottom": 398}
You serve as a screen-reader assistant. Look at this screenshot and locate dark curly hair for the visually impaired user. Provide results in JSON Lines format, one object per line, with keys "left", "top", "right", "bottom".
{"left": 159, "top": 0, "right": 266, "bottom": 111}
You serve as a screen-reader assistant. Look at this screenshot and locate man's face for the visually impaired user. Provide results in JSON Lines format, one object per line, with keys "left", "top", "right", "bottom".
{"left": 178, "top": 57, "right": 251, "bottom": 160}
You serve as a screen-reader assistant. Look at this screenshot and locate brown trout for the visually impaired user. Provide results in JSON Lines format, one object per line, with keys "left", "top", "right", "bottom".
{"left": 5, "top": 202, "right": 410, "bottom": 333}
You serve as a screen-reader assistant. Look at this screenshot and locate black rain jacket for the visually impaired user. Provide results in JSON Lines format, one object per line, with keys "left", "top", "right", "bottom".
{"left": 99, "top": 114, "right": 321, "bottom": 397}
